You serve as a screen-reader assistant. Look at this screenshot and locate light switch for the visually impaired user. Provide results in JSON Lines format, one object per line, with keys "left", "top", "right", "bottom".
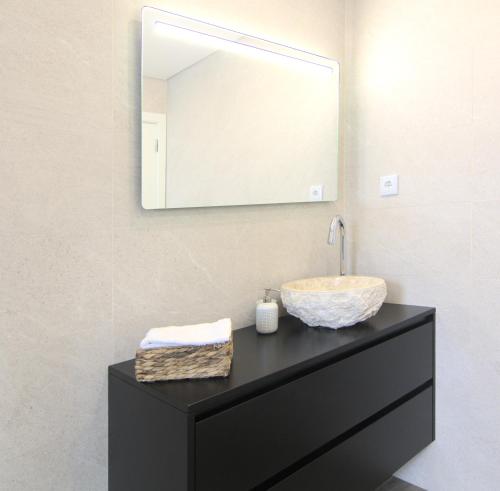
{"left": 380, "top": 175, "right": 399, "bottom": 197}
{"left": 309, "top": 184, "right": 324, "bottom": 201}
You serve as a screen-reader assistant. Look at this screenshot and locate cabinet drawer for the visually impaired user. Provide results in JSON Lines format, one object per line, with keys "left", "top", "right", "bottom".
{"left": 269, "top": 387, "right": 434, "bottom": 491}
{"left": 196, "top": 323, "right": 433, "bottom": 491}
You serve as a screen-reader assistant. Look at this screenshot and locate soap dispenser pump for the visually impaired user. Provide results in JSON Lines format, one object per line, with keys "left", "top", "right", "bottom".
{"left": 256, "top": 288, "right": 280, "bottom": 334}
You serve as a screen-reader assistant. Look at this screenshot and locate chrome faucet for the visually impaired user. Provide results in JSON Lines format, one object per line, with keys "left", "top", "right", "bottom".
{"left": 327, "top": 215, "right": 345, "bottom": 276}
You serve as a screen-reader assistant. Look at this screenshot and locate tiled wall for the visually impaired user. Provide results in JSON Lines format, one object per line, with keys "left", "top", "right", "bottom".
{"left": 6, "top": 1, "right": 499, "bottom": 489}
{"left": 346, "top": 1, "right": 500, "bottom": 489}
{"left": 0, "top": 1, "right": 344, "bottom": 489}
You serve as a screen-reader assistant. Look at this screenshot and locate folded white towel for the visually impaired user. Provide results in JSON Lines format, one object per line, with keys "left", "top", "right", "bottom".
{"left": 139, "top": 318, "right": 232, "bottom": 350}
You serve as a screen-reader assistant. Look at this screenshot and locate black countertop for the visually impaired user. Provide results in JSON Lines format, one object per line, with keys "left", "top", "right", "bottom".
{"left": 109, "top": 303, "right": 435, "bottom": 416}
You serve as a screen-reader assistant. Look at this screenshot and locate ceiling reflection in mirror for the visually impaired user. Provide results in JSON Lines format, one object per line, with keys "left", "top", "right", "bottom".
{"left": 142, "top": 7, "right": 339, "bottom": 209}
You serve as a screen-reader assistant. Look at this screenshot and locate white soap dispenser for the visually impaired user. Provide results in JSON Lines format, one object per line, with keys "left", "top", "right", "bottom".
{"left": 256, "top": 288, "right": 279, "bottom": 334}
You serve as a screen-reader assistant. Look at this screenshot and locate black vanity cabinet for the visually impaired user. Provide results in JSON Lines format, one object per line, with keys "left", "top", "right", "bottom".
{"left": 109, "top": 303, "right": 435, "bottom": 491}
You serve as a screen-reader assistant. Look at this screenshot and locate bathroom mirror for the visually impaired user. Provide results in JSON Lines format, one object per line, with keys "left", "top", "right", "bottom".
{"left": 141, "top": 7, "right": 339, "bottom": 209}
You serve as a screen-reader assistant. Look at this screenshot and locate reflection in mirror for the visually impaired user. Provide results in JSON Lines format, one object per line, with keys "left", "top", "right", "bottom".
{"left": 142, "top": 7, "right": 340, "bottom": 209}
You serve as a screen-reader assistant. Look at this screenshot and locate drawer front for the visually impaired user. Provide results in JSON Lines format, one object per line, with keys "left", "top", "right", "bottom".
{"left": 270, "top": 387, "right": 434, "bottom": 491}
{"left": 196, "top": 323, "right": 433, "bottom": 491}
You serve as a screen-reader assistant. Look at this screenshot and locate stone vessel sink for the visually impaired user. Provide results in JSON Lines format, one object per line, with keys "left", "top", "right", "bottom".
{"left": 281, "top": 276, "right": 387, "bottom": 329}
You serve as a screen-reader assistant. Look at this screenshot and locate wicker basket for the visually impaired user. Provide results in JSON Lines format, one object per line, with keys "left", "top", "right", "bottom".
{"left": 135, "top": 334, "right": 233, "bottom": 382}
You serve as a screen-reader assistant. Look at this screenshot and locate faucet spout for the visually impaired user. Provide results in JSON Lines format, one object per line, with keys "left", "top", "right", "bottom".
{"left": 327, "top": 215, "right": 345, "bottom": 276}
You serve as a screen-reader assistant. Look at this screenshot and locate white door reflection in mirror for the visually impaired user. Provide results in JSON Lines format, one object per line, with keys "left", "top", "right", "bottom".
{"left": 141, "top": 7, "right": 339, "bottom": 209}
{"left": 141, "top": 112, "right": 166, "bottom": 209}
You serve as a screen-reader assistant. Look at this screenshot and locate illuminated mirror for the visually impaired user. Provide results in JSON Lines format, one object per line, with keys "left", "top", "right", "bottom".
{"left": 141, "top": 6, "right": 339, "bottom": 209}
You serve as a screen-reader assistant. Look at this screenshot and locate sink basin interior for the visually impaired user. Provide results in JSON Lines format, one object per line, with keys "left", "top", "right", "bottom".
{"left": 282, "top": 276, "right": 385, "bottom": 293}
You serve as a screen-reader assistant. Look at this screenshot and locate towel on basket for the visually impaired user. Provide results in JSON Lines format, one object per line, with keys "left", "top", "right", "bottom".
{"left": 135, "top": 318, "right": 233, "bottom": 382}
{"left": 139, "top": 318, "right": 232, "bottom": 349}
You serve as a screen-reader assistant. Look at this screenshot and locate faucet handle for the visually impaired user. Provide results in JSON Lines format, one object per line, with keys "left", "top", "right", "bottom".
{"left": 327, "top": 215, "right": 344, "bottom": 245}
{"left": 327, "top": 215, "right": 346, "bottom": 276}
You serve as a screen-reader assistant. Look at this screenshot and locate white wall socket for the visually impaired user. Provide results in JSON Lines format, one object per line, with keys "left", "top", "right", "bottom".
{"left": 309, "top": 184, "right": 324, "bottom": 201}
{"left": 380, "top": 175, "right": 399, "bottom": 197}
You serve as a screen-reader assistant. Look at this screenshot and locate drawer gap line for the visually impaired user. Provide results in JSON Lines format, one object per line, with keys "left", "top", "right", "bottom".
{"left": 252, "top": 379, "right": 433, "bottom": 491}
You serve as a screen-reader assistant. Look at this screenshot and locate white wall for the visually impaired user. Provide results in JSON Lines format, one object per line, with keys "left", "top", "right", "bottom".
{"left": 0, "top": 1, "right": 345, "bottom": 489}
{"left": 346, "top": 1, "right": 500, "bottom": 489}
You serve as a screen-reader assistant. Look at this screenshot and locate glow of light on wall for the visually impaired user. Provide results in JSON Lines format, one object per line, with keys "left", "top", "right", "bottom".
{"left": 363, "top": 35, "right": 416, "bottom": 92}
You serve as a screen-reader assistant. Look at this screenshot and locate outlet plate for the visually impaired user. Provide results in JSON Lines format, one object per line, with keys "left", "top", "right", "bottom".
{"left": 309, "top": 184, "right": 324, "bottom": 201}
{"left": 380, "top": 175, "right": 399, "bottom": 197}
